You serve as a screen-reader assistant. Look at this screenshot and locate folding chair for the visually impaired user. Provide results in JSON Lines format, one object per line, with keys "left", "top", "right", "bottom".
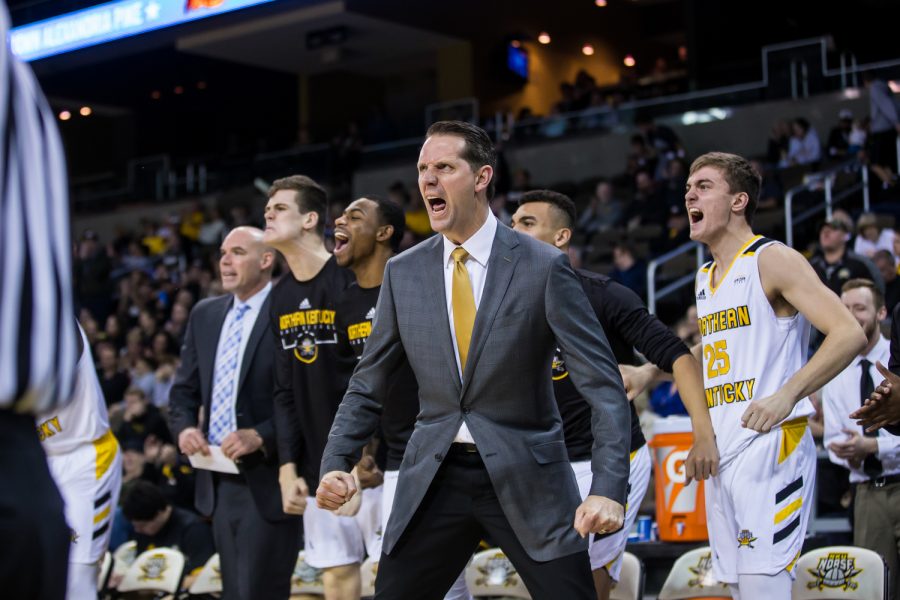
{"left": 290, "top": 551, "right": 325, "bottom": 596}
{"left": 657, "top": 546, "right": 731, "bottom": 600}
{"left": 465, "top": 548, "right": 531, "bottom": 599}
{"left": 610, "top": 551, "right": 644, "bottom": 600}
{"left": 117, "top": 547, "right": 186, "bottom": 596}
{"left": 792, "top": 545, "right": 888, "bottom": 600}
{"left": 188, "top": 553, "right": 222, "bottom": 596}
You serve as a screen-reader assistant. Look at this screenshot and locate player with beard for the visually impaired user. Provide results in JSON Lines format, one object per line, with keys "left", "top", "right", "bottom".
{"left": 262, "top": 175, "right": 359, "bottom": 600}
{"left": 333, "top": 195, "right": 474, "bottom": 600}
{"left": 511, "top": 190, "right": 717, "bottom": 600}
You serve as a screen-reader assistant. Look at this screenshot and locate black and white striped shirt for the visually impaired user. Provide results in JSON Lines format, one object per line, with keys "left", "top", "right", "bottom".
{"left": 0, "top": 3, "right": 76, "bottom": 414}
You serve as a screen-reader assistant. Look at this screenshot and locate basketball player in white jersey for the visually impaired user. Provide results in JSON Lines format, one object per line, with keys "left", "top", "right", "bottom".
{"left": 36, "top": 322, "right": 123, "bottom": 599}
{"left": 685, "top": 152, "right": 865, "bottom": 599}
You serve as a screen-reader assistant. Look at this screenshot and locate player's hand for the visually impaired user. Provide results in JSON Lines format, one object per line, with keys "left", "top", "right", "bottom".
{"left": 355, "top": 455, "right": 384, "bottom": 489}
{"left": 574, "top": 495, "right": 624, "bottom": 538}
{"left": 178, "top": 427, "right": 209, "bottom": 457}
{"left": 619, "top": 363, "right": 658, "bottom": 401}
{"left": 280, "top": 476, "right": 309, "bottom": 515}
{"left": 684, "top": 432, "right": 719, "bottom": 483}
{"left": 851, "top": 362, "right": 900, "bottom": 432}
{"left": 828, "top": 428, "right": 878, "bottom": 463}
{"left": 316, "top": 471, "right": 358, "bottom": 511}
{"left": 741, "top": 391, "right": 794, "bottom": 433}
{"left": 333, "top": 469, "right": 364, "bottom": 517}
{"left": 221, "top": 429, "right": 263, "bottom": 461}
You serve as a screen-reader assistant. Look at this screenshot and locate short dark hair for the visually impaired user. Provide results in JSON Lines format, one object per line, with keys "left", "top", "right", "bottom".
{"left": 689, "top": 152, "right": 761, "bottom": 226}
{"left": 842, "top": 278, "right": 885, "bottom": 311}
{"left": 518, "top": 189, "right": 577, "bottom": 230}
{"left": 268, "top": 175, "right": 328, "bottom": 236}
{"left": 364, "top": 194, "right": 406, "bottom": 252}
{"left": 122, "top": 481, "right": 169, "bottom": 521}
{"left": 425, "top": 121, "right": 497, "bottom": 199}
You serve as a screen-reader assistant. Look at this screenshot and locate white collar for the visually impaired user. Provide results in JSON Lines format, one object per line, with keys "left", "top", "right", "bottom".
{"left": 442, "top": 212, "right": 497, "bottom": 268}
{"left": 233, "top": 281, "right": 272, "bottom": 313}
{"left": 855, "top": 335, "right": 890, "bottom": 367}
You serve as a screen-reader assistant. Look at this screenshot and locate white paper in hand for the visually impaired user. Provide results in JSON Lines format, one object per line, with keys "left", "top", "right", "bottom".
{"left": 188, "top": 445, "right": 239, "bottom": 474}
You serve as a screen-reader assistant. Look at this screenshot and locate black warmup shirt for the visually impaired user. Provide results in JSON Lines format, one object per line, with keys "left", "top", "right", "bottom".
{"left": 271, "top": 257, "right": 354, "bottom": 485}
{"left": 134, "top": 507, "right": 215, "bottom": 573}
{"left": 336, "top": 283, "right": 419, "bottom": 471}
{"left": 555, "top": 269, "right": 690, "bottom": 461}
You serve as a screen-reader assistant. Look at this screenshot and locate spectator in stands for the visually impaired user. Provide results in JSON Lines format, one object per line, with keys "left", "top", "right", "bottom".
{"left": 658, "top": 203, "right": 691, "bottom": 253}
{"left": 874, "top": 250, "right": 900, "bottom": 314}
{"left": 862, "top": 71, "right": 900, "bottom": 189}
{"left": 767, "top": 120, "right": 791, "bottom": 166}
{"left": 97, "top": 342, "right": 130, "bottom": 407}
{"left": 624, "top": 170, "right": 666, "bottom": 230}
{"left": 827, "top": 109, "right": 855, "bottom": 159}
{"left": 625, "top": 134, "right": 657, "bottom": 179}
{"left": 750, "top": 158, "right": 783, "bottom": 211}
{"left": 661, "top": 157, "right": 689, "bottom": 210}
{"left": 74, "top": 229, "right": 114, "bottom": 322}
{"left": 785, "top": 117, "right": 822, "bottom": 167}
{"left": 390, "top": 180, "right": 431, "bottom": 248}
{"left": 116, "top": 387, "right": 172, "bottom": 449}
{"left": 609, "top": 240, "right": 647, "bottom": 299}
{"left": 197, "top": 206, "right": 227, "bottom": 252}
{"left": 121, "top": 481, "right": 215, "bottom": 588}
{"left": 855, "top": 213, "right": 895, "bottom": 257}
{"left": 636, "top": 115, "right": 684, "bottom": 180}
{"left": 102, "top": 314, "right": 125, "bottom": 350}
{"left": 576, "top": 180, "right": 624, "bottom": 238}
{"left": 811, "top": 218, "right": 884, "bottom": 296}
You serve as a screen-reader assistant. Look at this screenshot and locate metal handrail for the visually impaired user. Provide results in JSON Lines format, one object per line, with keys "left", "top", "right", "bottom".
{"left": 784, "top": 160, "right": 869, "bottom": 247}
{"left": 646, "top": 241, "right": 706, "bottom": 314}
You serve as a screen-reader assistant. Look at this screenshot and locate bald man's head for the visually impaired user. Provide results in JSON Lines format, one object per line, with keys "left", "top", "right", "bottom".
{"left": 219, "top": 226, "right": 275, "bottom": 301}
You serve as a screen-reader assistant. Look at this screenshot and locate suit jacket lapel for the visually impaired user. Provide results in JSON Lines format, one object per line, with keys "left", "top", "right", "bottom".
{"left": 422, "top": 235, "right": 462, "bottom": 392}
{"left": 237, "top": 294, "right": 270, "bottom": 398}
{"left": 460, "top": 224, "right": 519, "bottom": 399}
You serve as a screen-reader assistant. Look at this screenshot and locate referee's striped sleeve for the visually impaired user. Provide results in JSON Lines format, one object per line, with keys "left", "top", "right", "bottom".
{"left": 0, "top": 2, "right": 76, "bottom": 414}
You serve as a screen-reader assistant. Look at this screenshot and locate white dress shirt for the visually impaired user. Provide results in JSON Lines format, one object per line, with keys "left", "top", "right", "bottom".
{"left": 442, "top": 213, "right": 497, "bottom": 444}
{"left": 821, "top": 335, "right": 900, "bottom": 483}
{"left": 213, "top": 282, "right": 272, "bottom": 429}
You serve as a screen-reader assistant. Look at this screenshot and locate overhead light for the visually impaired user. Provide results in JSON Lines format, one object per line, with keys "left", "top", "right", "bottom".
{"left": 173, "top": 85, "right": 184, "bottom": 95}
{"left": 79, "top": 106, "right": 92, "bottom": 117}
{"left": 582, "top": 44, "right": 595, "bottom": 56}
{"left": 196, "top": 81, "right": 207, "bottom": 90}
{"left": 595, "top": 0, "right": 608, "bottom": 6}
{"left": 58, "top": 110, "right": 71, "bottom": 121}
{"left": 624, "top": 54, "right": 636, "bottom": 67}
{"left": 511, "top": 39, "right": 521, "bottom": 48}
{"left": 150, "top": 90, "right": 161, "bottom": 100}
{"left": 538, "top": 32, "right": 551, "bottom": 45}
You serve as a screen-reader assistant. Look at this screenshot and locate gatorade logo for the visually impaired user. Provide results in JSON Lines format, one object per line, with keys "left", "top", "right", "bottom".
{"left": 665, "top": 449, "right": 689, "bottom": 484}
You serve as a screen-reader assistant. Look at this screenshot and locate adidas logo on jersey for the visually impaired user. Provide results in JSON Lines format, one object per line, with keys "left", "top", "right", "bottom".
{"left": 299, "top": 298, "right": 312, "bottom": 310}
{"left": 696, "top": 289, "right": 706, "bottom": 300}
{"left": 365, "top": 307, "right": 376, "bottom": 320}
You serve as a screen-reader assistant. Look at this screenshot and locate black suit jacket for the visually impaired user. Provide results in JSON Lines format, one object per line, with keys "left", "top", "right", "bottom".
{"left": 887, "top": 304, "right": 900, "bottom": 436}
{"left": 169, "top": 291, "right": 290, "bottom": 522}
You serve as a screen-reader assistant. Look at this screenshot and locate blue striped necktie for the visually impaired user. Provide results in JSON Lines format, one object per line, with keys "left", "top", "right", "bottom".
{"left": 208, "top": 303, "right": 250, "bottom": 444}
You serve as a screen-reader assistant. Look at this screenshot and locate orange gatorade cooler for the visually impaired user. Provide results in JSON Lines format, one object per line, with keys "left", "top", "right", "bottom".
{"left": 648, "top": 416, "right": 709, "bottom": 542}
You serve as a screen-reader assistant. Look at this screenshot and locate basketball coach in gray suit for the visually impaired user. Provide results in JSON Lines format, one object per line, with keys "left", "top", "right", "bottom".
{"left": 169, "top": 227, "right": 300, "bottom": 600}
{"left": 317, "top": 121, "right": 631, "bottom": 600}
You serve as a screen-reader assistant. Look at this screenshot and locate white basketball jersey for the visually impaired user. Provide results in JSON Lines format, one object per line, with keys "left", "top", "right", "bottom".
{"left": 695, "top": 235, "right": 813, "bottom": 469}
{"left": 36, "top": 324, "right": 111, "bottom": 455}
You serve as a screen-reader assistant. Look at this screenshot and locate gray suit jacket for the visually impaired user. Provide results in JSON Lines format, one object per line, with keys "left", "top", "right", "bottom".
{"left": 321, "top": 223, "right": 630, "bottom": 561}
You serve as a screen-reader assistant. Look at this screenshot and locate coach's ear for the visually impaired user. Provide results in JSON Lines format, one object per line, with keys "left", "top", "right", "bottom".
{"left": 554, "top": 227, "right": 572, "bottom": 249}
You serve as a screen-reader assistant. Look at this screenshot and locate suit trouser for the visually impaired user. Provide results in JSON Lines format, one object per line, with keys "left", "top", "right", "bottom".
{"left": 0, "top": 412, "right": 70, "bottom": 600}
{"left": 854, "top": 480, "right": 900, "bottom": 600}
{"left": 375, "top": 445, "right": 595, "bottom": 600}
{"left": 213, "top": 474, "right": 301, "bottom": 600}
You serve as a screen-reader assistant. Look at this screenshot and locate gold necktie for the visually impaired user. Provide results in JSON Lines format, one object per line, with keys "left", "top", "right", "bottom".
{"left": 451, "top": 247, "right": 477, "bottom": 373}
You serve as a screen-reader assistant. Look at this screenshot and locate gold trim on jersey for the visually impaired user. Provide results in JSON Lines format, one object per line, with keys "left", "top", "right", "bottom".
{"left": 777, "top": 417, "right": 808, "bottom": 464}
{"left": 93, "top": 429, "right": 119, "bottom": 480}
{"left": 93, "top": 505, "right": 111, "bottom": 525}
{"left": 774, "top": 498, "right": 803, "bottom": 525}
{"left": 707, "top": 235, "right": 762, "bottom": 295}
